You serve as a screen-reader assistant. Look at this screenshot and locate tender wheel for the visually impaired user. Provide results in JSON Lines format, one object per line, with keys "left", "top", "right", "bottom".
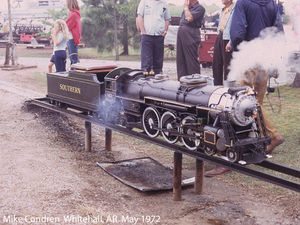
{"left": 180, "top": 116, "right": 200, "bottom": 151}
{"left": 226, "top": 148, "right": 240, "bottom": 162}
{"left": 160, "top": 111, "right": 178, "bottom": 144}
{"left": 204, "top": 147, "right": 216, "bottom": 156}
{"left": 142, "top": 107, "right": 160, "bottom": 138}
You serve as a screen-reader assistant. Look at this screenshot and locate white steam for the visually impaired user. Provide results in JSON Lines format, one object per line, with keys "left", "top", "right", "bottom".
{"left": 228, "top": 0, "right": 300, "bottom": 84}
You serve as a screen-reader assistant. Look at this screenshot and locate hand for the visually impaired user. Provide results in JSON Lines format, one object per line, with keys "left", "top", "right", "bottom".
{"left": 184, "top": 0, "right": 189, "bottom": 7}
{"left": 225, "top": 42, "right": 232, "bottom": 52}
{"left": 162, "top": 31, "right": 167, "bottom": 37}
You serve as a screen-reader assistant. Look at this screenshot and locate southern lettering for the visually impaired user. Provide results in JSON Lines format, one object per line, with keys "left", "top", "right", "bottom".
{"left": 60, "top": 84, "right": 81, "bottom": 94}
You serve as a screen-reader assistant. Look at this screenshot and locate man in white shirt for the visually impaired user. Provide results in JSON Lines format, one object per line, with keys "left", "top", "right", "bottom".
{"left": 137, "top": 0, "right": 171, "bottom": 74}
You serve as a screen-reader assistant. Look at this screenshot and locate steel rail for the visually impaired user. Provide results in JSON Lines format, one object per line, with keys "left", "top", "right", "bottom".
{"left": 257, "top": 160, "right": 300, "bottom": 178}
{"left": 27, "top": 98, "right": 300, "bottom": 193}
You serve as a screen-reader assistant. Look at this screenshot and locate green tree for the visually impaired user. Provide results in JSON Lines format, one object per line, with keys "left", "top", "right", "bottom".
{"left": 37, "top": 8, "right": 69, "bottom": 39}
{"left": 82, "top": 0, "right": 139, "bottom": 56}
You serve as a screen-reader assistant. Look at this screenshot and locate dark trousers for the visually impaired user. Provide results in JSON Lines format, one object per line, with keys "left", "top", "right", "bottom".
{"left": 54, "top": 50, "right": 67, "bottom": 72}
{"left": 67, "top": 39, "right": 79, "bottom": 65}
{"left": 212, "top": 32, "right": 232, "bottom": 85}
{"left": 141, "top": 35, "right": 164, "bottom": 74}
{"left": 176, "top": 25, "right": 200, "bottom": 80}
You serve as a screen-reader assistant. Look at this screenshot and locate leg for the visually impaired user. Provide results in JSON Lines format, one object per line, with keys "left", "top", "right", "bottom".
{"left": 153, "top": 36, "right": 164, "bottom": 74}
{"left": 253, "top": 69, "right": 279, "bottom": 138}
{"left": 48, "top": 55, "right": 55, "bottom": 73}
{"left": 55, "top": 50, "right": 67, "bottom": 72}
{"left": 54, "top": 51, "right": 61, "bottom": 72}
{"left": 184, "top": 40, "right": 200, "bottom": 76}
{"left": 62, "top": 50, "right": 67, "bottom": 72}
{"left": 222, "top": 40, "right": 232, "bottom": 81}
{"left": 182, "top": 27, "right": 200, "bottom": 76}
{"left": 176, "top": 31, "right": 187, "bottom": 80}
{"left": 67, "top": 39, "right": 79, "bottom": 65}
{"left": 212, "top": 33, "right": 224, "bottom": 85}
{"left": 141, "top": 35, "right": 154, "bottom": 72}
{"left": 48, "top": 61, "right": 54, "bottom": 73}
{"left": 244, "top": 69, "right": 284, "bottom": 153}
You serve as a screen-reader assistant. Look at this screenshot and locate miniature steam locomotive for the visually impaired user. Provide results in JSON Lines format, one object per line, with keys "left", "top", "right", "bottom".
{"left": 46, "top": 65, "right": 271, "bottom": 164}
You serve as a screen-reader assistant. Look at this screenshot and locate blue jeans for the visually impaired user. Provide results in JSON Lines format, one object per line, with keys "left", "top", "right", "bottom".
{"left": 54, "top": 50, "right": 66, "bottom": 72}
{"left": 141, "top": 35, "right": 164, "bottom": 74}
{"left": 67, "top": 39, "right": 79, "bottom": 65}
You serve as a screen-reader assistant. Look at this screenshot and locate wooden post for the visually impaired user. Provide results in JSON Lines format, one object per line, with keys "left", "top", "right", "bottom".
{"left": 105, "top": 128, "right": 112, "bottom": 151}
{"left": 173, "top": 152, "right": 182, "bottom": 201}
{"left": 4, "top": 0, "right": 16, "bottom": 66}
{"left": 4, "top": 43, "right": 10, "bottom": 66}
{"left": 194, "top": 159, "right": 204, "bottom": 194}
{"left": 85, "top": 121, "right": 91, "bottom": 152}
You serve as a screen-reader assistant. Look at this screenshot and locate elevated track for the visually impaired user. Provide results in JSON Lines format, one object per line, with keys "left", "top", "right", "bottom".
{"left": 27, "top": 97, "right": 300, "bottom": 193}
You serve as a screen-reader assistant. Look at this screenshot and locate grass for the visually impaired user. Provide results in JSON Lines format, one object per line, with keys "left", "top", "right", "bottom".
{"left": 263, "top": 85, "right": 300, "bottom": 166}
{"left": 0, "top": 45, "right": 175, "bottom": 62}
{"left": 79, "top": 47, "right": 176, "bottom": 61}
{"left": 79, "top": 47, "right": 142, "bottom": 61}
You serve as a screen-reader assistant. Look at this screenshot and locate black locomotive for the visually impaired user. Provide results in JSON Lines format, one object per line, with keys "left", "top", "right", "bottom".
{"left": 46, "top": 65, "right": 271, "bottom": 164}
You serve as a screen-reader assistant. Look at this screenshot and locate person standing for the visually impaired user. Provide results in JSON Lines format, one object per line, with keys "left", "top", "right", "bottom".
{"left": 212, "top": 0, "right": 235, "bottom": 85}
{"left": 137, "top": 0, "right": 171, "bottom": 75}
{"left": 66, "top": 0, "right": 81, "bottom": 65}
{"left": 176, "top": 0, "right": 205, "bottom": 80}
{"left": 51, "top": 19, "right": 69, "bottom": 72}
{"left": 205, "top": 0, "right": 284, "bottom": 177}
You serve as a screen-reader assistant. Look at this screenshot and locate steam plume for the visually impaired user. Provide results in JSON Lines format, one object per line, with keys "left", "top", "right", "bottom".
{"left": 228, "top": 0, "right": 300, "bottom": 84}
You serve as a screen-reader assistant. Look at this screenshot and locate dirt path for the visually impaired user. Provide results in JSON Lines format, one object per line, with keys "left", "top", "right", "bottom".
{"left": 0, "top": 55, "right": 299, "bottom": 225}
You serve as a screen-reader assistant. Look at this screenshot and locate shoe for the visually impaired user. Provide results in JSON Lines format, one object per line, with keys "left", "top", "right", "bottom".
{"left": 204, "top": 166, "right": 231, "bottom": 177}
{"left": 266, "top": 135, "right": 284, "bottom": 154}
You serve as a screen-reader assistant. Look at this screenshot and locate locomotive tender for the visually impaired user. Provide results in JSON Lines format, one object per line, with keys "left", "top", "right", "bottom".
{"left": 47, "top": 65, "right": 271, "bottom": 164}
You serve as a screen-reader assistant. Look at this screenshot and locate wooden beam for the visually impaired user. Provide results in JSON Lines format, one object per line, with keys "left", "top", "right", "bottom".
{"left": 85, "top": 121, "right": 91, "bottom": 152}
{"left": 173, "top": 152, "right": 182, "bottom": 201}
{"left": 105, "top": 128, "right": 112, "bottom": 151}
{"left": 194, "top": 159, "right": 204, "bottom": 194}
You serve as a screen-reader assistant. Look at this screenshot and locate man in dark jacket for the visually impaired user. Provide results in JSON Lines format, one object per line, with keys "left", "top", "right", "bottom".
{"left": 230, "top": 0, "right": 281, "bottom": 50}
{"left": 205, "top": 0, "right": 284, "bottom": 177}
{"left": 176, "top": 0, "right": 205, "bottom": 80}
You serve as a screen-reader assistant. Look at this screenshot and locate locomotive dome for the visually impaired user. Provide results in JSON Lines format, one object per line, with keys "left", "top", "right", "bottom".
{"left": 180, "top": 74, "right": 207, "bottom": 86}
